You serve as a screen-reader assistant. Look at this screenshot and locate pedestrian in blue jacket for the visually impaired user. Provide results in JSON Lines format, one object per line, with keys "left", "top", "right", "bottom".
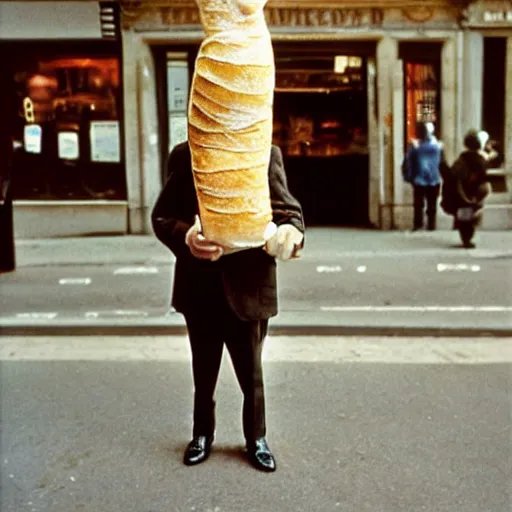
{"left": 403, "top": 122, "right": 449, "bottom": 231}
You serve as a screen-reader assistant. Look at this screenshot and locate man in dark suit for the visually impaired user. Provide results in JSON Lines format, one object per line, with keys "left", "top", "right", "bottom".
{"left": 152, "top": 141, "right": 304, "bottom": 472}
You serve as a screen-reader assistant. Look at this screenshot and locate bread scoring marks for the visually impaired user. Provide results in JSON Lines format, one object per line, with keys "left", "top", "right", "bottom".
{"left": 120, "top": 3, "right": 384, "bottom": 30}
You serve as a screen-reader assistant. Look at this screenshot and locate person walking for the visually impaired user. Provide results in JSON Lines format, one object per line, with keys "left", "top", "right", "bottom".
{"left": 442, "top": 129, "right": 492, "bottom": 248}
{"left": 152, "top": 142, "right": 304, "bottom": 472}
{"left": 403, "top": 121, "right": 449, "bottom": 231}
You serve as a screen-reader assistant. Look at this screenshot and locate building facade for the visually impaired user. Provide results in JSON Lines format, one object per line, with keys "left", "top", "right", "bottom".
{"left": 460, "top": 0, "right": 512, "bottom": 229}
{"left": 2, "top": 0, "right": 510, "bottom": 236}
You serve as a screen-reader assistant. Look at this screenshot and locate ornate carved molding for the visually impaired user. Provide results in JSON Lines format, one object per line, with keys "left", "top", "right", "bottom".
{"left": 401, "top": 6, "right": 436, "bottom": 23}
{"left": 120, "top": 1, "right": 463, "bottom": 31}
{"left": 120, "top": 0, "right": 466, "bottom": 6}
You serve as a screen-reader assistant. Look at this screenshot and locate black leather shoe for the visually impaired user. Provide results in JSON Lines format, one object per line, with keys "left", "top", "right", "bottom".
{"left": 183, "top": 435, "right": 213, "bottom": 466}
{"left": 246, "top": 438, "right": 276, "bottom": 472}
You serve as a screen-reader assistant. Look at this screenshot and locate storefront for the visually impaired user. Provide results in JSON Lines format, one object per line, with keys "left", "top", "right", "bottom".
{"left": 121, "top": 0, "right": 469, "bottom": 232}
{"left": 0, "top": 1, "right": 127, "bottom": 237}
{"left": 461, "top": 0, "right": 512, "bottom": 229}
{"left": 6, "top": 1, "right": 509, "bottom": 235}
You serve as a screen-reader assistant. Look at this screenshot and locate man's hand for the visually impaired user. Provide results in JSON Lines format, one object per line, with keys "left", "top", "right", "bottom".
{"left": 185, "top": 216, "right": 224, "bottom": 262}
{"left": 264, "top": 224, "right": 303, "bottom": 261}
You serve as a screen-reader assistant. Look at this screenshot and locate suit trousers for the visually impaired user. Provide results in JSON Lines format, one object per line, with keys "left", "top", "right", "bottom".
{"left": 184, "top": 302, "right": 268, "bottom": 442}
{"left": 413, "top": 184, "right": 440, "bottom": 230}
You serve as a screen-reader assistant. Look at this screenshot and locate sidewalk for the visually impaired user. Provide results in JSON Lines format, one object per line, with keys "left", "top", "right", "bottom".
{"left": 12, "top": 227, "right": 512, "bottom": 267}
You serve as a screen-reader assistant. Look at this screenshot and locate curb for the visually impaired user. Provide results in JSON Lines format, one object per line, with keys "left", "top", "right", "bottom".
{"left": 1, "top": 322, "right": 511, "bottom": 338}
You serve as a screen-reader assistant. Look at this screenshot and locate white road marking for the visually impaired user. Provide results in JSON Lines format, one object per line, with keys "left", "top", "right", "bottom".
{"left": 85, "top": 310, "right": 149, "bottom": 318}
{"left": 437, "top": 263, "right": 481, "bottom": 272}
{"left": 321, "top": 305, "right": 512, "bottom": 313}
{"left": 1, "top": 335, "right": 510, "bottom": 363}
{"left": 357, "top": 266, "right": 367, "bottom": 273}
{"left": 113, "top": 310, "right": 149, "bottom": 317}
{"left": 59, "top": 278, "right": 92, "bottom": 285}
{"left": 317, "top": 265, "right": 342, "bottom": 273}
{"left": 16, "top": 312, "right": 58, "bottom": 319}
{"left": 113, "top": 267, "right": 159, "bottom": 275}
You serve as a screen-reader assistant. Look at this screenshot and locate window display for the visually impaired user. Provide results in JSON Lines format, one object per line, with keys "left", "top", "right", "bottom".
{"left": 404, "top": 62, "right": 439, "bottom": 143}
{"left": 6, "top": 47, "right": 126, "bottom": 201}
{"left": 271, "top": 52, "right": 370, "bottom": 227}
{"left": 272, "top": 56, "right": 368, "bottom": 159}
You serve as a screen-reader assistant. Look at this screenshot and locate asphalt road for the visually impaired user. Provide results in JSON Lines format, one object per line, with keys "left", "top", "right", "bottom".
{"left": 1, "top": 251, "right": 511, "bottom": 330}
{"left": 1, "top": 335, "right": 510, "bottom": 512}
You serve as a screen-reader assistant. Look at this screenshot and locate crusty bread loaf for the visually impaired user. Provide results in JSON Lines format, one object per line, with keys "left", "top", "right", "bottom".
{"left": 188, "top": 0, "right": 275, "bottom": 249}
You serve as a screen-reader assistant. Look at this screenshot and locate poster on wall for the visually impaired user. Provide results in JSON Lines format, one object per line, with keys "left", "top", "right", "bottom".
{"left": 169, "top": 115, "right": 188, "bottom": 152}
{"left": 167, "top": 61, "right": 189, "bottom": 112}
{"left": 24, "top": 124, "right": 42, "bottom": 154}
{"left": 58, "top": 131, "right": 79, "bottom": 160}
{"left": 90, "top": 121, "right": 121, "bottom": 163}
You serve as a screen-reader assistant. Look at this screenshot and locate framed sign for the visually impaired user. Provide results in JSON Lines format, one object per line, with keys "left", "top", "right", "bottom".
{"left": 24, "top": 124, "right": 42, "bottom": 154}
{"left": 90, "top": 121, "right": 121, "bottom": 163}
{"left": 58, "top": 131, "right": 79, "bottom": 160}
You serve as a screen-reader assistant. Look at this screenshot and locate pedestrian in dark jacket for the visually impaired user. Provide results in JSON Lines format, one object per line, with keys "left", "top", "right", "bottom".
{"left": 152, "top": 142, "right": 304, "bottom": 472}
{"left": 442, "top": 129, "right": 491, "bottom": 248}
{"left": 403, "top": 122, "right": 449, "bottom": 231}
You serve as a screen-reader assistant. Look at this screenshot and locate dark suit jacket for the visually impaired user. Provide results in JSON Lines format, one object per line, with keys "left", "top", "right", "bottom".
{"left": 151, "top": 142, "right": 304, "bottom": 321}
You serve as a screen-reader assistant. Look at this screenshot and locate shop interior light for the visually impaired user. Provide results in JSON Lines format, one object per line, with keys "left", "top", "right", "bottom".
{"left": 334, "top": 55, "right": 348, "bottom": 74}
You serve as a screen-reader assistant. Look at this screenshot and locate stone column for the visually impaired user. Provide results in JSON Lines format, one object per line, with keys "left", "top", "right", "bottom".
{"left": 441, "top": 35, "right": 459, "bottom": 164}
{"left": 505, "top": 36, "right": 512, "bottom": 172}
{"left": 376, "top": 36, "right": 399, "bottom": 230}
{"left": 122, "top": 29, "right": 144, "bottom": 234}
{"left": 366, "top": 57, "right": 380, "bottom": 228}
{"left": 392, "top": 58, "right": 405, "bottom": 207}
{"left": 461, "top": 30, "right": 484, "bottom": 152}
{"left": 137, "top": 41, "right": 162, "bottom": 234}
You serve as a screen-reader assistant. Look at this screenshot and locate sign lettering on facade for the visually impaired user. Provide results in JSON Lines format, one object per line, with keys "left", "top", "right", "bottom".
{"left": 463, "top": 1, "right": 512, "bottom": 27}
{"left": 122, "top": 4, "right": 384, "bottom": 30}
{"left": 483, "top": 10, "right": 512, "bottom": 22}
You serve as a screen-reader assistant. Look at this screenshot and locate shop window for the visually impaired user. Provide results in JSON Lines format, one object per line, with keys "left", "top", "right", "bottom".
{"left": 7, "top": 49, "right": 125, "bottom": 201}
{"left": 272, "top": 51, "right": 370, "bottom": 226}
{"left": 273, "top": 55, "right": 368, "bottom": 158}
{"left": 404, "top": 62, "right": 440, "bottom": 144}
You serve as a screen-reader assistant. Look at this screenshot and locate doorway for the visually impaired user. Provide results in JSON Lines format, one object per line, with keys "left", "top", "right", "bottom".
{"left": 482, "top": 37, "right": 506, "bottom": 164}
{"left": 153, "top": 41, "right": 374, "bottom": 227}
{"left": 273, "top": 42, "right": 375, "bottom": 227}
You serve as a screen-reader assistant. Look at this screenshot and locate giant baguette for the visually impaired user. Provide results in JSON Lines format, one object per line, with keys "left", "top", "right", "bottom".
{"left": 188, "top": 0, "right": 276, "bottom": 250}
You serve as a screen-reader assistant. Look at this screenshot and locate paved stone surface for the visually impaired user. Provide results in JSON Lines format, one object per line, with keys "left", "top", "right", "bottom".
{"left": 11, "top": 228, "right": 512, "bottom": 268}
{"left": 1, "top": 335, "right": 511, "bottom": 512}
